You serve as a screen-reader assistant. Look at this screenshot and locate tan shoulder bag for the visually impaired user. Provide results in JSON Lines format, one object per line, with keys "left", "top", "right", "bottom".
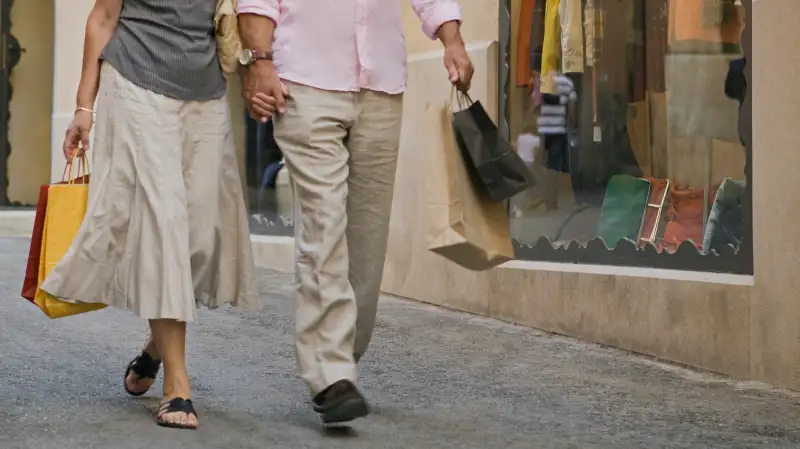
{"left": 215, "top": 0, "right": 242, "bottom": 76}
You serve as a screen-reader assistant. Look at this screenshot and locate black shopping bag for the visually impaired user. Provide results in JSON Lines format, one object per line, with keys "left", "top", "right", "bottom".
{"left": 451, "top": 89, "right": 536, "bottom": 202}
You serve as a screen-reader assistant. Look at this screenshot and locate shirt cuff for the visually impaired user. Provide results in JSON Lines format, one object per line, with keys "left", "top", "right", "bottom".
{"left": 421, "top": 3, "right": 462, "bottom": 40}
{"left": 236, "top": 1, "right": 280, "bottom": 25}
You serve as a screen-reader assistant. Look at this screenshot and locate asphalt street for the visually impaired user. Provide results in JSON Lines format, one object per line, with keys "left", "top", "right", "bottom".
{"left": 1, "top": 237, "right": 798, "bottom": 449}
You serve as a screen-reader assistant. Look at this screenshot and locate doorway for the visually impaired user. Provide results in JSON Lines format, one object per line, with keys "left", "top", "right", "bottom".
{"left": 4, "top": 0, "right": 54, "bottom": 206}
{"left": 0, "top": 0, "right": 12, "bottom": 205}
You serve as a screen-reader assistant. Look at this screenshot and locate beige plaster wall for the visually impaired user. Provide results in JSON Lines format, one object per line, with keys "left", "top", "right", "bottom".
{"left": 403, "top": 0, "right": 498, "bottom": 54}
{"left": 749, "top": 0, "right": 799, "bottom": 390}
{"left": 52, "top": 0, "right": 92, "bottom": 115}
{"left": 7, "top": 0, "right": 54, "bottom": 205}
{"left": 50, "top": 0, "right": 93, "bottom": 183}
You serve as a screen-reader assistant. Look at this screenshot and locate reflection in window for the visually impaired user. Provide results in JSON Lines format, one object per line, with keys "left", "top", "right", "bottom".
{"left": 243, "top": 114, "right": 294, "bottom": 236}
{"left": 508, "top": 0, "right": 747, "bottom": 256}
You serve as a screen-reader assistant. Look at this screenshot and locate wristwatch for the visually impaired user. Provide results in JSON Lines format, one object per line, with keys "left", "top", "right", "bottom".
{"left": 238, "top": 49, "right": 273, "bottom": 67}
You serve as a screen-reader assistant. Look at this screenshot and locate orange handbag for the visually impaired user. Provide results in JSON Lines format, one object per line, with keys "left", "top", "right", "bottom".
{"left": 659, "top": 183, "right": 719, "bottom": 253}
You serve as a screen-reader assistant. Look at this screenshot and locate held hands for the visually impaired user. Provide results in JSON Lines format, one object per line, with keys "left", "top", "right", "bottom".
{"left": 63, "top": 110, "right": 93, "bottom": 162}
{"left": 244, "top": 61, "right": 288, "bottom": 122}
{"left": 444, "top": 42, "right": 474, "bottom": 92}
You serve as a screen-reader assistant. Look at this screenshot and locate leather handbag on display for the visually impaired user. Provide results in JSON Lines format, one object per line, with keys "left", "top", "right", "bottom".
{"left": 596, "top": 174, "right": 651, "bottom": 249}
{"left": 658, "top": 183, "right": 719, "bottom": 254}
{"left": 451, "top": 90, "right": 536, "bottom": 203}
{"left": 702, "top": 177, "right": 745, "bottom": 254}
{"left": 638, "top": 177, "right": 671, "bottom": 248}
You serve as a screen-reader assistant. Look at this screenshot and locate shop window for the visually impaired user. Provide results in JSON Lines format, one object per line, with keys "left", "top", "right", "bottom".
{"left": 501, "top": 0, "right": 752, "bottom": 273}
{"left": 242, "top": 114, "right": 294, "bottom": 236}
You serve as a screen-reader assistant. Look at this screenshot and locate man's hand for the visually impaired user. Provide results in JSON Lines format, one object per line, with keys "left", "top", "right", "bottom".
{"left": 63, "top": 110, "right": 93, "bottom": 162}
{"left": 244, "top": 61, "right": 288, "bottom": 122}
{"left": 444, "top": 43, "right": 474, "bottom": 92}
{"left": 438, "top": 21, "right": 473, "bottom": 92}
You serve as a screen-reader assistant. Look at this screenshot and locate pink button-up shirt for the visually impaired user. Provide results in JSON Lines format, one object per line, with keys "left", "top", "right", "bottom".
{"left": 236, "top": 0, "right": 462, "bottom": 94}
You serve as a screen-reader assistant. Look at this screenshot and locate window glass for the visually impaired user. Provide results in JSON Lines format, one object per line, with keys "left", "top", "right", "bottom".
{"left": 241, "top": 114, "right": 294, "bottom": 236}
{"left": 506, "top": 0, "right": 748, "bottom": 260}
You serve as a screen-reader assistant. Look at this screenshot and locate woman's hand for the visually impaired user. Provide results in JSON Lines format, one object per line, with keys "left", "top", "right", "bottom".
{"left": 63, "top": 110, "right": 93, "bottom": 162}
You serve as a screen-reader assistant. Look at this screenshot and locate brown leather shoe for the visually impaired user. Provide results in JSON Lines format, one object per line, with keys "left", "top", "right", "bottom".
{"left": 312, "top": 380, "right": 370, "bottom": 424}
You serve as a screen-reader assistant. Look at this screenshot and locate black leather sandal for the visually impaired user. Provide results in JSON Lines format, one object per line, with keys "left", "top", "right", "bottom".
{"left": 123, "top": 352, "right": 161, "bottom": 397}
{"left": 157, "top": 398, "right": 199, "bottom": 430}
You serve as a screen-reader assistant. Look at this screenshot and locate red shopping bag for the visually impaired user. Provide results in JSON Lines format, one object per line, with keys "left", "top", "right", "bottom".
{"left": 21, "top": 161, "right": 89, "bottom": 301}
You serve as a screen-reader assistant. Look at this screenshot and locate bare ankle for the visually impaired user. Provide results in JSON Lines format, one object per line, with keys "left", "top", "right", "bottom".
{"left": 143, "top": 336, "right": 160, "bottom": 360}
{"left": 162, "top": 374, "right": 191, "bottom": 400}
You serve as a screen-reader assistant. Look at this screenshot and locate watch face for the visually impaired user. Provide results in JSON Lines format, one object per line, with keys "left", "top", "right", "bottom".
{"left": 238, "top": 50, "right": 253, "bottom": 66}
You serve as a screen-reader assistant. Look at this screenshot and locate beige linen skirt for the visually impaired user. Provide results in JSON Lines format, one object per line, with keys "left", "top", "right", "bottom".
{"left": 41, "top": 63, "right": 258, "bottom": 322}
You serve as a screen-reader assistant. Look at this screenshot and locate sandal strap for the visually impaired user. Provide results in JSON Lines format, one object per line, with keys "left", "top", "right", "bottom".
{"left": 158, "top": 398, "right": 198, "bottom": 418}
{"left": 129, "top": 352, "right": 161, "bottom": 380}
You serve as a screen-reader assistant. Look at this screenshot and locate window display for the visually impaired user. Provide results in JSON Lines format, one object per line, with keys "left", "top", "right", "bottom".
{"left": 503, "top": 0, "right": 751, "bottom": 272}
{"left": 242, "top": 114, "right": 294, "bottom": 236}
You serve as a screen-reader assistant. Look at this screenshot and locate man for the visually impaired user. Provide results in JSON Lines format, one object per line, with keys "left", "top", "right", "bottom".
{"left": 236, "top": 0, "right": 474, "bottom": 424}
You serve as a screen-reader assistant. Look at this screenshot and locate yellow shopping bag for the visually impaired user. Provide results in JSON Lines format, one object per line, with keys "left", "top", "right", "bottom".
{"left": 33, "top": 155, "right": 106, "bottom": 318}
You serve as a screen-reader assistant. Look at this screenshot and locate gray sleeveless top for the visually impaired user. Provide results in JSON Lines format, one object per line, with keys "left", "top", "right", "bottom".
{"left": 102, "top": 0, "right": 226, "bottom": 101}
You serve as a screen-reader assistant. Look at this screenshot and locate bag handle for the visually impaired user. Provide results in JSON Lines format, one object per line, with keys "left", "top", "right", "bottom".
{"left": 62, "top": 150, "right": 91, "bottom": 184}
{"left": 447, "top": 85, "right": 474, "bottom": 112}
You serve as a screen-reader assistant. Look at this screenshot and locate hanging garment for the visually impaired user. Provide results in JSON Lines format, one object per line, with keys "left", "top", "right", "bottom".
{"left": 725, "top": 57, "right": 746, "bottom": 105}
{"left": 583, "top": 0, "right": 596, "bottom": 68}
{"left": 540, "top": 0, "right": 561, "bottom": 94}
{"left": 530, "top": 0, "right": 547, "bottom": 74}
{"left": 559, "top": 0, "right": 584, "bottom": 74}
{"left": 516, "top": 0, "right": 536, "bottom": 86}
{"left": 583, "top": 0, "right": 600, "bottom": 133}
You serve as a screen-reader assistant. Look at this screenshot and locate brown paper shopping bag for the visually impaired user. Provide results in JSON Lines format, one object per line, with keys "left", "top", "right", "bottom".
{"left": 426, "top": 90, "right": 515, "bottom": 271}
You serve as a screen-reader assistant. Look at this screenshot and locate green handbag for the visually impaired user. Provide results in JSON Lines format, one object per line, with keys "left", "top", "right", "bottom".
{"left": 596, "top": 174, "right": 651, "bottom": 249}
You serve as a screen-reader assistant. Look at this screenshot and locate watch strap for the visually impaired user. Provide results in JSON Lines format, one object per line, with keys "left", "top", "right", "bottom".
{"left": 250, "top": 50, "right": 273, "bottom": 61}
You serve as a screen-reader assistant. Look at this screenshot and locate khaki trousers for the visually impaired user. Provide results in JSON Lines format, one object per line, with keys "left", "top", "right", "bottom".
{"left": 273, "top": 82, "right": 403, "bottom": 394}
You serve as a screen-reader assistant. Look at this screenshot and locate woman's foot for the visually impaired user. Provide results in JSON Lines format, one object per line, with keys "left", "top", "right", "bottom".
{"left": 157, "top": 397, "right": 199, "bottom": 430}
{"left": 124, "top": 338, "right": 161, "bottom": 396}
{"left": 149, "top": 319, "right": 196, "bottom": 429}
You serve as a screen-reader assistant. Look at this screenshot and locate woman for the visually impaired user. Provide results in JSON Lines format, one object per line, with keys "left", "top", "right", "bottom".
{"left": 40, "top": 0, "right": 258, "bottom": 430}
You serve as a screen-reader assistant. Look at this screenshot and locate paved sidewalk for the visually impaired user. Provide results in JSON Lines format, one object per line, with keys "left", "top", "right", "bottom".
{"left": 1, "top": 237, "right": 798, "bottom": 449}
